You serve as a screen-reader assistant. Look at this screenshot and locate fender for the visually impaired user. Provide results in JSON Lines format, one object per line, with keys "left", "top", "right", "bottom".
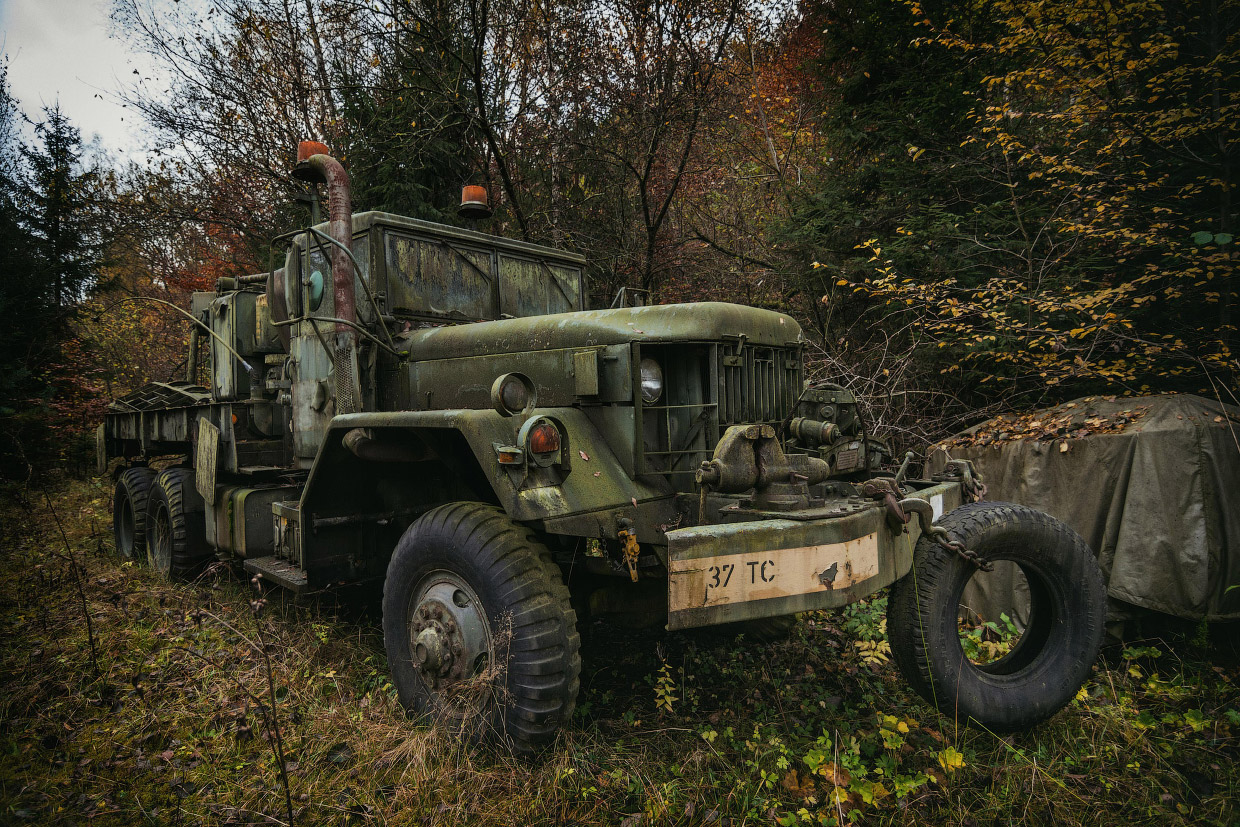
{"left": 300, "top": 408, "right": 672, "bottom": 531}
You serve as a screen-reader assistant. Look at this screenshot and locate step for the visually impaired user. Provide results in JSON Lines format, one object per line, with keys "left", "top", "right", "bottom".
{"left": 244, "top": 556, "right": 309, "bottom": 593}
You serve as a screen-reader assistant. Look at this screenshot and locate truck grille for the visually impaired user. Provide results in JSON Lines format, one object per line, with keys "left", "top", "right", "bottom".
{"left": 717, "top": 341, "right": 802, "bottom": 427}
{"left": 638, "top": 341, "right": 802, "bottom": 487}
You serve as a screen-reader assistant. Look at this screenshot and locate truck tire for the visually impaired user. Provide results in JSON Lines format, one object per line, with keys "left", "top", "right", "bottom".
{"left": 145, "top": 468, "right": 212, "bottom": 581}
{"left": 113, "top": 466, "right": 155, "bottom": 562}
{"left": 888, "top": 502, "right": 1105, "bottom": 731}
{"left": 383, "top": 502, "right": 581, "bottom": 752}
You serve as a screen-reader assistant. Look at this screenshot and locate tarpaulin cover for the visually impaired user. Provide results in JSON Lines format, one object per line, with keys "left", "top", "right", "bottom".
{"left": 930, "top": 394, "right": 1240, "bottom": 622}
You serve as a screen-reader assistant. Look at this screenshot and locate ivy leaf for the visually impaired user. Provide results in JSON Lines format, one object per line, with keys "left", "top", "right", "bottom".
{"left": 1215, "top": 233, "right": 1233, "bottom": 245}
{"left": 1191, "top": 231, "right": 1214, "bottom": 245}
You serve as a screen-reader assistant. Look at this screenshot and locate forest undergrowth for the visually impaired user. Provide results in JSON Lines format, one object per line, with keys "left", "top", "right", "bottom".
{"left": 1, "top": 478, "right": 1237, "bottom": 826}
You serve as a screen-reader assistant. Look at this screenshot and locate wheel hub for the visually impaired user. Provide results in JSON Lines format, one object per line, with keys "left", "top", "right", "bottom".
{"left": 407, "top": 577, "right": 490, "bottom": 691}
{"left": 410, "top": 600, "right": 462, "bottom": 681}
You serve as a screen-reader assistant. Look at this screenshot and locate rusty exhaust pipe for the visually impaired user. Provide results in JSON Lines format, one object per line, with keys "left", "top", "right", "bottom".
{"left": 293, "top": 140, "right": 356, "bottom": 334}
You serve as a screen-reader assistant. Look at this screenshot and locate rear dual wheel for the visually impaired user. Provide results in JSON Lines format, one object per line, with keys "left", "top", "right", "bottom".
{"left": 145, "top": 468, "right": 213, "bottom": 581}
{"left": 113, "top": 467, "right": 155, "bottom": 562}
{"left": 114, "top": 466, "right": 212, "bottom": 581}
{"left": 888, "top": 502, "right": 1105, "bottom": 731}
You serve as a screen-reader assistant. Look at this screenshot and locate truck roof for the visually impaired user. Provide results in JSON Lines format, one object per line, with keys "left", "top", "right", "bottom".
{"left": 402, "top": 302, "right": 804, "bottom": 360}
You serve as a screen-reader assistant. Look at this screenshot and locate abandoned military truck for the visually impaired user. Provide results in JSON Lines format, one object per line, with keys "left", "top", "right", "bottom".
{"left": 101, "top": 143, "right": 1106, "bottom": 750}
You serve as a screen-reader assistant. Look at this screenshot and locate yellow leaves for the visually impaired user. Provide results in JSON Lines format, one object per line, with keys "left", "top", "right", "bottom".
{"left": 817, "top": 761, "right": 850, "bottom": 787}
{"left": 856, "top": 639, "right": 890, "bottom": 665}
{"left": 936, "top": 746, "right": 966, "bottom": 774}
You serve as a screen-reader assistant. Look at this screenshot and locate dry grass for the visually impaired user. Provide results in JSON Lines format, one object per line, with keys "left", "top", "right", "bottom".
{"left": 1, "top": 478, "right": 1237, "bottom": 826}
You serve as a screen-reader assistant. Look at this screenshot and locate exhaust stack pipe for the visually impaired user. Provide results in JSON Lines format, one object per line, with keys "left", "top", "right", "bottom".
{"left": 293, "top": 140, "right": 356, "bottom": 334}
{"left": 292, "top": 140, "right": 362, "bottom": 414}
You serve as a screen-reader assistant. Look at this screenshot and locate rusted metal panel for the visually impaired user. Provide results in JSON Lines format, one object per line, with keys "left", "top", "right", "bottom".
{"left": 196, "top": 418, "right": 220, "bottom": 504}
{"left": 328, "top": 210, "right": 586, "bottom": 324}
{"left": 670, "top": 531, "right": 881, "bottom": 617}
{"left": 498, "top": 253, "right": 581, "bottom": 317}
{"left": 664, "top": 483, "right": 963, "bottom": 630}
{"left": 666, "top": 506, "right": 909, "bottom": 629}
{"left": 385, "top": 231, "right": 495, "bottom": 320}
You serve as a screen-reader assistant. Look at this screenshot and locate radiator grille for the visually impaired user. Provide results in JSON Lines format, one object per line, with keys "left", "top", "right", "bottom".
{"left": 638, "top": 341, "right": 802, "bottom": 486}
{"left": 717, "top": 342, "right": 802, "bottom": 427}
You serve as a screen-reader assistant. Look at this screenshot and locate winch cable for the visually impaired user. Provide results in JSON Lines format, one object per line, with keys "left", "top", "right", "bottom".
{"left": 96, "top": 296, "right": 254, "bottom": 376}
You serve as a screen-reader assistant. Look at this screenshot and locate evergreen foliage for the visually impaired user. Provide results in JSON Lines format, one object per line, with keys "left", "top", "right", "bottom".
{"left": 0, "top": 70, "right": 109, "bottom": 481}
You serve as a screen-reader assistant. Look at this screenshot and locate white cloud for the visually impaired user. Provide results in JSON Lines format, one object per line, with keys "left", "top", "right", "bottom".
{"left": 1, "top": 0, "right": 155, "bottom": 158}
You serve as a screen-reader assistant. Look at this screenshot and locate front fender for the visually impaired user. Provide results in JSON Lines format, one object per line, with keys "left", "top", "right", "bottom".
{"left": 302, "top": 408, "right": 670, "bottom": 525}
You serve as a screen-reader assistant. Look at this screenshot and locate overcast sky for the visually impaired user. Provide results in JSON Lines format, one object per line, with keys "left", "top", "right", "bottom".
{"left": 1, "top": 0, "right": 153, "bottom": 158}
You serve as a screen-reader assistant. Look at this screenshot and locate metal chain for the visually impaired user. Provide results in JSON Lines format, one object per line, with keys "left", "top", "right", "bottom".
{"left": 922, "top": 523, "right": 994, "bottom": 572}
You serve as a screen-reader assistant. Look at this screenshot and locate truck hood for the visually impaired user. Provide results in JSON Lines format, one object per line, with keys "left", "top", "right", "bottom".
{"left": 401, "top": 302, "right": 804, "bottom": 360}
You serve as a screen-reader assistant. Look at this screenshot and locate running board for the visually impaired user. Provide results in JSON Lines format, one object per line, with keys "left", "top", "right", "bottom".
{"left": 244, "top": 556, "right": 309, "bottom": 593}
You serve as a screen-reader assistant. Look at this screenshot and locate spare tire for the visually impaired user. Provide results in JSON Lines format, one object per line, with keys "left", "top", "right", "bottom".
{"left": 887, "top": 502, "right": 1105, "bottom": 731}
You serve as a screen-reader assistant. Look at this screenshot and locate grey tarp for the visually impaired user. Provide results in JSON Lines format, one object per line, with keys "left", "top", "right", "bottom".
{"left": 928, "top": 394, "right": 1240, "bottom": 623}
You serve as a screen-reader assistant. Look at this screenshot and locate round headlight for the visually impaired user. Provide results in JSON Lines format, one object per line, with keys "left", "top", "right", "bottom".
{"left": 500, "top": 376, "right": 529, "bottom": 412}
{"left": 490, "top": 373, "right": 536, "bottom": 416}
{"left": 639, "top": 358, "right": 664, "bottom": 404}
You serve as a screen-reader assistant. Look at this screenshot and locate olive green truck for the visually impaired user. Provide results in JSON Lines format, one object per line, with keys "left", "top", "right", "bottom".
{"left": 101, "top": 144, "right": 1105, "bottom": 751}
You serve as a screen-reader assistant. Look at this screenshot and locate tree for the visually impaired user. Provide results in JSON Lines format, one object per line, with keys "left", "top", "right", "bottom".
{"left": 840, "top": 0, "right": 1239, "bottom": 405}
{"left": 0, "top": 81, "right": 111, "bottom": 480}
{"left": 21, "top": 106, "right": 107, "bottom": 312}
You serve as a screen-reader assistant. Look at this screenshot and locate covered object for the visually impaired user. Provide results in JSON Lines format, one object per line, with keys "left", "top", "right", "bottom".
{"left": 930, "top": 394, "right": 1240, "bottom": 622}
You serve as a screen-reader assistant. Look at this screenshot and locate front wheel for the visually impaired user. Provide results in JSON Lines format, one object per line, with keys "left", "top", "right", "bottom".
{"left": 382, "top": 503, "right": 581, "bottom": 752}
{"left": 887, "top": 502, "right": 1105, "bottom": 731}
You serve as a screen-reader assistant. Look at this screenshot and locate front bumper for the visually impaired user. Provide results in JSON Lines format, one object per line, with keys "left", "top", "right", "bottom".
{"left": 665, "top": 481, "right": 962, "bottom": 630}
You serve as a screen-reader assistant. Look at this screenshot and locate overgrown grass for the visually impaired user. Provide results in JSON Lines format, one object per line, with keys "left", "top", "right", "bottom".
{"left": 1, "top": 479, "right": 1237, "bottom": 825}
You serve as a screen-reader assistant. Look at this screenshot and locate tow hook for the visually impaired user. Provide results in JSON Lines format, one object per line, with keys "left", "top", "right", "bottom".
{"left": 861, "top": 478, "right": 908, "bottom": 530}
